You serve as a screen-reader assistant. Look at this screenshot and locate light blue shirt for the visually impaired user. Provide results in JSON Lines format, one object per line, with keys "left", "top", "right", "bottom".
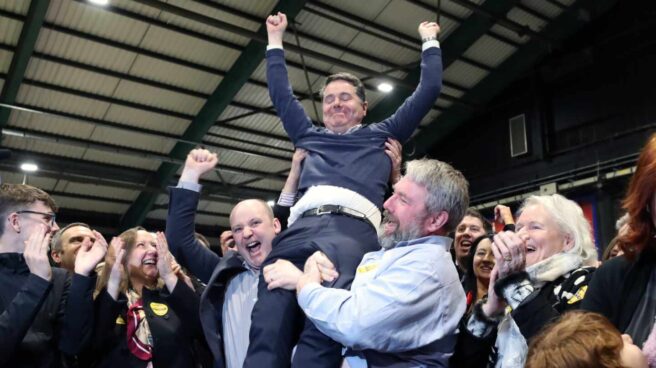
{"left": 297, "top": 236, "right": 466, "bottom": 365}
{"left": 222, "top": 263, "right": 259, "bottom": 368}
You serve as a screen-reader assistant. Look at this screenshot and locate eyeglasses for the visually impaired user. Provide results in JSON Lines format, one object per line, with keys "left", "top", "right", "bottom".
{"left": 15, "top": 210, "right": 57, "bottom": 226}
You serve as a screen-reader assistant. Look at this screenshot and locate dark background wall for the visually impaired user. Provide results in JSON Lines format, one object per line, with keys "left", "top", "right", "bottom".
{"left": 428, "top": 1, "right": 656, "bottom": 250}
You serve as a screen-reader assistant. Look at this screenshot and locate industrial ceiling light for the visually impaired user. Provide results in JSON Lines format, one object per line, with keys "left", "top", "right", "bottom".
{"left": 89, "top": 0, "right": 110, "bottom": 5}
{"left": 377, "top": 82, "right": 393, "bottom": 93}
{"left": 20, "top": 163, "right": 38, "bottom": 172}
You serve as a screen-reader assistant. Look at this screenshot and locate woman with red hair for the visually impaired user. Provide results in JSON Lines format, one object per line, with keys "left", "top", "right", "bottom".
{"left": 584, "top": 132, "right": 656, "bottom": 365}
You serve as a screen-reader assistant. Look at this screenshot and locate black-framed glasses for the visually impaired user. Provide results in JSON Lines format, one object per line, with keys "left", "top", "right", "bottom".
{"left": 15, "top": 210, "right": 57, "bottom": 226}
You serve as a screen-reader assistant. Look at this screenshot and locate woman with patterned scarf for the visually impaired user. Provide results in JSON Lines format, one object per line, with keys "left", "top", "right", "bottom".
{"left": 91, "top": 227, "right": 203, "bottom": 368}
{"left": 451, "top": 194, "right": 598, "bottom": 368}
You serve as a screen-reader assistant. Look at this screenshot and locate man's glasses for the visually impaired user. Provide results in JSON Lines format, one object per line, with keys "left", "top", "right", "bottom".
{"left": 15, "top": 210, "right": 57, "bottom": 226}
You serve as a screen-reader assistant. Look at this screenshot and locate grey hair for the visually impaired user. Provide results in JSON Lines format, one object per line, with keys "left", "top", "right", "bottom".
{"left": 519, "top": 194, "right": 598, "bottom": 266}
{"left": 616, "top": 213, "right": 629, "bottom": 230}
{"left": 50, "top": 222, "right": 91, "bottom": 253}
{"left": 404, "top": 158, "right": 469, "bottom": 232}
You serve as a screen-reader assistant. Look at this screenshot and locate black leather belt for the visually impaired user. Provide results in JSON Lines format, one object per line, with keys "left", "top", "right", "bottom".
{"left": 302, "top": 205, "right": 369, "bottom": 223}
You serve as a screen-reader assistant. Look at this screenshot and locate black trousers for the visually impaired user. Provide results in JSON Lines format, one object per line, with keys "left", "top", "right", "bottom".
{"left": 243, "top": 214, "right": 379, "bottom": 368}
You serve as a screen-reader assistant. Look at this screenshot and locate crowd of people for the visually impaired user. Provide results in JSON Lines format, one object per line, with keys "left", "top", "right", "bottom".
{"left": 0, "top": 11, "right": 654, "bottom": 368}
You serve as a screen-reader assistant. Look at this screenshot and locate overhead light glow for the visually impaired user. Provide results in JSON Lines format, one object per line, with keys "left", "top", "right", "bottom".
{"left": 267, "top": 200, "right": 275, "bottom": 207}
{"left": 377, "top": 82, "right": 394, "bottom": 93}
{"left": 20, "top": 163, "right": 38, "bottom": 172}
{"left": 89, "top": 0, "right": 110, "bottom": 5}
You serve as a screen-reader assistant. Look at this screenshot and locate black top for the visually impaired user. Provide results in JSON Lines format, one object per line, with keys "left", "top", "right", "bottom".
{"left": 91, "top": 282, "right": 202, "bottom": 368}
{"left": 0, "top": 252, "right": 95, "bottom": 368}
{"left": 582, "top": 245, "right": 656, "bottom": 333}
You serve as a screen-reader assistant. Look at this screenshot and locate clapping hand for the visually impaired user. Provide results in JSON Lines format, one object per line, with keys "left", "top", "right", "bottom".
{"left": 24, "top": 224, "right": 52, "bottom": 281}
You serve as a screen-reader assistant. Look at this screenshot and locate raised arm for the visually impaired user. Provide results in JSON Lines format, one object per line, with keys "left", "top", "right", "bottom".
{"left": 166, "top": 148, "right": 221, "bottom": 283}
{"left": 266, "top": 12, "right": 313, "bottom": 142}
{"left": 382, "top": 21, "right": 443, "bottom": 142}
{"left": 58, "top": 230, "right": 107, "bottom": 355}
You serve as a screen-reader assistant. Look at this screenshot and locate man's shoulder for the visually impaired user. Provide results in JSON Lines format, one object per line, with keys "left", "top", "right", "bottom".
{"left": 51, "top": 267, "right": 70, "bottom": 282}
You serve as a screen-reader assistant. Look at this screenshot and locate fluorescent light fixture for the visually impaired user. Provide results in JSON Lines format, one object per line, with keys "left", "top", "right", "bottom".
{"left": 89, "top": 0, "right": 109, "bottom": 5}
{"left": 267, "top": 200, "right": 275, "bottom": 207}
{"left": 20, "top": 163, "right": 38, "bottom": 172}
{"left": 377, "top": 82, "right": 393, "bottom": 93}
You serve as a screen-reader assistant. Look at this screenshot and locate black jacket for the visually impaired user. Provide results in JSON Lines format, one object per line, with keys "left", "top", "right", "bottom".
{"left": 582, "top": 247, "right": 656, "bottom": 331}
{"left": 166, "top": 187, "right": 248, "bottom": 368}
{"left": 91, "top": 282, "right": 202, "bottom": 368}
{"left": 0, "top": 252, "right": 95, "bottom": 368}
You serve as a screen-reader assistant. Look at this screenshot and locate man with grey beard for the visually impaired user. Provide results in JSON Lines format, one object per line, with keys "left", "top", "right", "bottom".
{"left": 265, "top": 158, "right": 469, "bottom": 367}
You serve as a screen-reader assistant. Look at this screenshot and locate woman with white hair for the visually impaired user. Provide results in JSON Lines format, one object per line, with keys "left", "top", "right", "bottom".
{"left": 451, "top": 194, "right": 598, "bottom": 368}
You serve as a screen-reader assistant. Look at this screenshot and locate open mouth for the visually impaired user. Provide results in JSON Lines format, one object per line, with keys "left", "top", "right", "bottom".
{"left": 246, "top": 241, "right": 261, "bottom": 255}
{"left": 479, "top": 263, "right": 494, "bottom": 272}
{"left": 383, "top": 221, "right": 398, "bottom": 235}
{"left": 526, "top": 245, "right": 536, "bottom": 253}
{"left": 142, "top": 256, "right": 157, "bottom": 266}
{"left": 459, "top": 240, "right": 472, "bottom": 250}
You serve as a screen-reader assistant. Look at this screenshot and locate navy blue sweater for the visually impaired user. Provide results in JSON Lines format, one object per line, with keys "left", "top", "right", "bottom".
{"left": 266, "top": 47, "right": 442, "bottom": 208}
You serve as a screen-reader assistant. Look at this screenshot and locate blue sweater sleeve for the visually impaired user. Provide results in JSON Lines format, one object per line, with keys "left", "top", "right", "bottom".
{"left": 378, "top": 47, "right": 443, "bottom": 142}
{"left": 266, "top": 48, "right": 313, "bottom": 143}
{"left": 165, "top": 187, "right": 220, "bottom": 284}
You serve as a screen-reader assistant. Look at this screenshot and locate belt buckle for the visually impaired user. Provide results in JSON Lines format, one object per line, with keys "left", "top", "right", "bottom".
{"left": 315, "top": 205, "right": 337, "bottom": 216}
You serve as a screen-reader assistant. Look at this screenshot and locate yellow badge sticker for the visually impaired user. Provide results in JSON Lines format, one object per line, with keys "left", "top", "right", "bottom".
{"left": 115, "top": 315, "right": 126, "bottom": 325}
{"left": 150, "top": 302, "right": 169, "bottom": 316}
{"left": 356, "top": 263, "right": 378, "bottom": 274}
{"left": 567, "top": 285, "right": 588, "bottom": 305}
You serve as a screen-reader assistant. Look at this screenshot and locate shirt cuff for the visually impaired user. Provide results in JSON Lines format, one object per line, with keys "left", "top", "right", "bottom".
{"left": 422, "top": 40, "right": 440, "bottom": 51}
{"left": 297, "top": 282, "right": 323, "bottom": 309}
{"left": 494, "top": 272, "right": 534, "bottom": 310}
{"left": 278, "top": 192, "right": 297, "bottom": 207}
{"left": 177, "top": 181, "right": 202, "bottom": 192}
{"left": 466, "top": 301, "right": 501, "bottom": 338}
{"left": 267, "top": 44, "right": 283, "bottom": 51}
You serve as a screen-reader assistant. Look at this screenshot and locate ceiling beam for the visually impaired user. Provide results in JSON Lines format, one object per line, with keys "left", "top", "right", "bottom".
{"left": 0, "top": 149, "right": 278, "bottom": 203}
{"left": 0, "top": 8, "right": 447, "bottom": 128}
{"left": 127, "top": 0, "right": 465, "bottom": 106}
{"left": 119, "top": 0, "right": 309, "bottom": 230}
{"left": 1, "top": 125, "right": 288, "bottom": 182}
{"left": 0, "top": 0, "right": 49, "bottom": 128}
{"left": 364, "top": 0, "right": 520, "bottom": 125}
{"left": 413, "top": 0, "right": 619, "bottom": 156}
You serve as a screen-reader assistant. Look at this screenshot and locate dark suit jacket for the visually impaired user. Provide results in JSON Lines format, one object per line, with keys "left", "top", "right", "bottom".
{"left": 0, "top": 253, "right": 95, "bottom": 368}
{"left": 166, "top": 187, "right": 247, "bottom": 368}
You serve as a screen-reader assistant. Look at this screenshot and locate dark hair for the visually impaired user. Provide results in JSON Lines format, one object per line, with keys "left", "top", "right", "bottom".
{"left": 620, "top": 133, "right": 656, "bottom": 258}
{"left": 0, "top": 183, "right": 58, "bottom": 236}
{"left": 463, "top": 208, "right": 493, "bottom": 233}
{"left": 601, "top": 236, "right": 623, "bottom": 262}
{"left": 51, "top": 222, "right": 91, "bottom": 253}
{"left": 321, "top": 72, "right": 366, "bottom": 103}
{"left": 462, "top": 233, "right": 494, "bottom": 309}
{"left": 526, "top": 311, "right": 626, "bottom": 368}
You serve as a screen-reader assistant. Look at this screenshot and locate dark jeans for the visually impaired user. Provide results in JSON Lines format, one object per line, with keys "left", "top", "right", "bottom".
{"left": 244, "top": 215, "right": 379, "bottom": 368}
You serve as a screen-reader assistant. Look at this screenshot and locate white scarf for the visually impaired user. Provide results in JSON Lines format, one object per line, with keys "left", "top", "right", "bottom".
{"left": 494, "top": 252, "right": 583, "bottom": 368}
